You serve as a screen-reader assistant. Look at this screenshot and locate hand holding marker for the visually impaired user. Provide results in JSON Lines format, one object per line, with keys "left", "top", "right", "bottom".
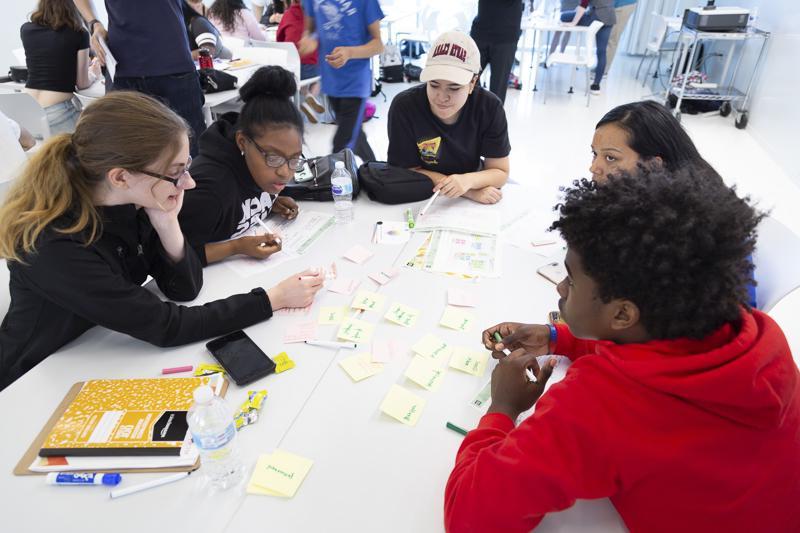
{"left": 493, "top": 331, "right": 537, "bottom": 383}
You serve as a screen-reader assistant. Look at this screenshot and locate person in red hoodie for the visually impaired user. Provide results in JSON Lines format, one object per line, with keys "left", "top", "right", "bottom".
{"left": 445, "top": 164, "right": 800, "bottom": 532}
{"left": 276, "top": 0, "right": 324, "bottom": 122}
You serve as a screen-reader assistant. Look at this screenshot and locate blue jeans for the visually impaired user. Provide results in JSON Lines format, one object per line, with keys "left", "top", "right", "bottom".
{"left": 300, "top": 63, "right": 319, "bottom": 80}
{"left": 44, "top": 98, "right": 81, "bottom": 135}
{"left": 560, "top": 10, "right": 613, "bottom": 86}
{"left": 110, "top": 71, "right": 206, "bottom": 155}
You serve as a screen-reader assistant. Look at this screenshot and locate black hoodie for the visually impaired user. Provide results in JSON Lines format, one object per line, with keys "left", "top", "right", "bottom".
{"left": 180, "top": 112, "right": 275, "bottom": 265}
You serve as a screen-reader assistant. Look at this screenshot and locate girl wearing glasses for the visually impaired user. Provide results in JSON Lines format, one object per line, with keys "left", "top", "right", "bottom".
{"left": 180, "top": 66, "right": 304, "bottom": 265}
{"left": 0, "top": 91, "right": 323, "bottom": 391}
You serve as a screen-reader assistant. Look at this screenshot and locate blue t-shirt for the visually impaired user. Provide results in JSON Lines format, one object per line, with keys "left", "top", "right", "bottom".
{"left": 105, "top": 0, "right": 194, "bottom": 78}
{"left": 614, "top": 0, "right": 637, "bottom": 7}
{"left": 302, "top": 0, "right": 384, "bottom": 98}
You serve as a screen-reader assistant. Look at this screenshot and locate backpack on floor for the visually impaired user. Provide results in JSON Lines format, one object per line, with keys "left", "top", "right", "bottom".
{"left": 380, "top": 42, "right": 405, "bottom": 83}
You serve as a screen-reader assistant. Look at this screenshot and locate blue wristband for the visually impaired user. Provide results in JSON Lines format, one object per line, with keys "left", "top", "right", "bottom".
{"left": 547, "top": 324, "right": 557, "bottom": 353}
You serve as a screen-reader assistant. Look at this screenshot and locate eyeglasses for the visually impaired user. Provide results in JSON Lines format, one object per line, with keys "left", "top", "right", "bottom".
{"left": 135, "top": 156, "right": 193, "bottom": 187}
{"left": 246, "top": 136, "right": 307, "bottom": 171}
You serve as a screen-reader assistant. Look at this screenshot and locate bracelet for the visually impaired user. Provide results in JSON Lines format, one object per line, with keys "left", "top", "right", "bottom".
{"left": 88, "top": 19, "right": 100, "bottom": 35}
{"left": 547, "top": 324, "right": 557, "bottom": 354}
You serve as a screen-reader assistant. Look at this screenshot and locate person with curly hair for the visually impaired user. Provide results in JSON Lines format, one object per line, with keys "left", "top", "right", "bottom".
{"left": 207, "top": 0, "right": 266, "bottom": 41}
{"left": 444, "top": 165, "right": 800, "bottom": 532}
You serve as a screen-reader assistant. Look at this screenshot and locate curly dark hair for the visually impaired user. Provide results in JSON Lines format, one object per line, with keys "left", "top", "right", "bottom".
{"left": 208, "top": 0, "right": 248, "bottom": 34}
{"left": 550, "top": 164, "right": 764, "bottom": 340}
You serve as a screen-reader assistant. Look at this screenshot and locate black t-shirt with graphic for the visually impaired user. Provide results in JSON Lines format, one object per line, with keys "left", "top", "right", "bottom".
{"left": 387, "top": 83, "right": 510, "bottom": 176}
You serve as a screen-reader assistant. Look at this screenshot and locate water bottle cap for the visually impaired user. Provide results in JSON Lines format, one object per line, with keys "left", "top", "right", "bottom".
{"left": 334, "top": 161, "right": 344, "bottom": 169}
{"left": 193, "top": 385, "right": 214, "bottom": 404}
{"left": 101, "top": 473, "right": 122, "bottom": 486}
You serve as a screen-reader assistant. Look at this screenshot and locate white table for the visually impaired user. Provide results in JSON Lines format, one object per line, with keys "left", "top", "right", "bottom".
{"left": 0, "top": 186, "right": 626, "bottom": 532}
{"left": 520, "top": 17, "right": 596, "bottom": 93}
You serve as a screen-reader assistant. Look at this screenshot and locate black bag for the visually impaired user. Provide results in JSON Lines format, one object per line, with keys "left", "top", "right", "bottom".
{"left": 199, "top": 68, "right": 237, "bottom": 93}
{"left": 403, "top": 64, "right": 422, "bottom": 82}
{"left": 380, "top": 64, "right": 405, "bottom": 83}
{"left": 283, "top": 149, "right": 361, "bottom": 201}
{"left": 357, "top": 161, "right": 434, "bottom": 204}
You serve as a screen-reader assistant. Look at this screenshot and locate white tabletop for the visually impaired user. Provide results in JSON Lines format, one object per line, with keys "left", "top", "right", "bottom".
{"left": 0, "top": 186, "right": 626, "bottom": 532}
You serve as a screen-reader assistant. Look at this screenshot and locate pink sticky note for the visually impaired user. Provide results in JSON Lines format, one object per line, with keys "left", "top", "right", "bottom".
{"left": 369, "top": 271, "right": 391, "bottom": 285}
{"left": 448, "top": 288, "right": 476, "bottom": 307}
{"left": 327, "top": 278, "right": 360, "bottom": 295}
{"left": 382, "top": 268, "right": 400, "bottom": 278}
{"left": 283, "top": 321, "right": 317, "bottom": 343}
{"left": 343, "top": 245, "right": 374, "bottom": 264}
{"left": 372, "top": 339, "right": 401, "bottom": 363}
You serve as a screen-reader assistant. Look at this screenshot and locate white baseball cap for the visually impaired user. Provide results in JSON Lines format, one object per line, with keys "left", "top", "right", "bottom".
{"left": 420, "top": 31, "right": 481, "bottom": 86}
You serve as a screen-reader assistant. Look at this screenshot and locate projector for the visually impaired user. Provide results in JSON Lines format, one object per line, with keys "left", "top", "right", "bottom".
{"left": 683, "top": 6, "right": 750, "bottom": 32}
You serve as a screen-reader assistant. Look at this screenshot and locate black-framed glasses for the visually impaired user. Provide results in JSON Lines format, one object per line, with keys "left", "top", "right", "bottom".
{"left": 246, "top": 135, "right": 307, "bottom": 171}
{"left": 135, "top": 156, "right": 193, "bottom": 187}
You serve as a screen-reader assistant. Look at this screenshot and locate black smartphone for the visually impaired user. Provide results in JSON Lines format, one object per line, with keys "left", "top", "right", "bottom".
{"left": 205, "top": 330, "right": 276, "bottom": 386}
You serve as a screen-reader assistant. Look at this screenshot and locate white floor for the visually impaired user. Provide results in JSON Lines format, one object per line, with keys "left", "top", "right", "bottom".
{"left": 303, "top": 53, "right": 800, "bottom": 353}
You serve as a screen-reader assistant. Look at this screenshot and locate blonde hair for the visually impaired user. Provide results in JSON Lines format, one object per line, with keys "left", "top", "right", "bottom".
{"left": 0, "top": 91, "right": 189, "bottom": 263}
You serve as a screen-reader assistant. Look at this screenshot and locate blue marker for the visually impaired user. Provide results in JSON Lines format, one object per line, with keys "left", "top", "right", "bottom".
{"left": 46, "top": 472, "right": 122, "bottom": 486}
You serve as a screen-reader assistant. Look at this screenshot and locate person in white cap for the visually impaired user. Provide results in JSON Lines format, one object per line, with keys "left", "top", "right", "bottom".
{"left": 387, "top": 31, "right": 510, "bottom": 204}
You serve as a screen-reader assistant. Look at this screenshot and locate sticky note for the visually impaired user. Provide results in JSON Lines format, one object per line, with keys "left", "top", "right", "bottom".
{"left": 371, "top": 339, "right": 401, "bottom": 363}
{"left": 351, "top": 290, "right": 386, "bottom": 313}
{"left": 412, "top": 334, "right": 453, "bottom": 364}
{"left": 404, "top": 355, "right": 445, "bottom": 391}
{"left": 337, "top": 317, "right": 375, "bottom": 343}
{"left": 384, "top": 302, "right": 420, "bottom": 328}
{"left": 440, "top": 306, "right": 476, "bottom": 332}
{"left": 318, "top": 306, "right": 348, "bottom": 325}
{"left": 246, "top": 449, "right": 313, "bottom": 498}
{"left": 449, "top": 347, "right": 489, "bottom": 376}
{"left": 283, "top": 321, "right": 317, "bottom": 343}
{"left": 327, "top": 278, "right": 360, "bottom": 295}
{"left": 383, "top": 268, "right": 400, "bottom": 278}
{"left": 447, "top": 288, "right": 476, "bottom": 307}
{"left": 339, "top": 353, "right": 384, "bottom": 382}
{"left": 380, "top": 385, "right": 426, "bottom": 426}
{"left": 369, "top": 271, "right": 391, "bottom": 285}
{"left": 343, "top": 244, "right": 374, "bottom": 264}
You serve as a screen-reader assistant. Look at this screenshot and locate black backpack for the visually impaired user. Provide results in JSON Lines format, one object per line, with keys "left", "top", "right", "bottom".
{"left": 283, "top": 149, "right": 360, "bottom": 201}
{"left": 357, "top": 162, "right": 434, "bottom": 204}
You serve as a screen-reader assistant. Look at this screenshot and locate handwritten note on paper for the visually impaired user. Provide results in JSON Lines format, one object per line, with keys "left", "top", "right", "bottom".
{"left": 384, "top": 302, "right": 420, "bottom": 328}
{"left": 318, "top": 306, "right": 349, "bottom": 325}
{"left": 447, "top": 288, "right": 476, "bottom": 307}
{"left": 339, "top": 353, "right": 384, "bottom": 382}
{"left": 380, "top": 385, "right": 426, "bottom": 426}
{"left": 343, "top": 244, "right": 374, "bottom": 264}
{"left": 440, "top": 306, "right": 476, "bottom": 332}
{"left": 412, "top": 334, "right": 453, "bottom": 364}
{"left": 371, "top": 339, "right": 401, "bottom": 363}
{"left": 337, "top": 318, "right": 375, "bottom": 343}
{"left": 246, "top": 450, "right": 314, "bottom": 498}
{"left": 404, "top": 356, "right": 445, "bottom": 392}
{"left": 449, "top": 347, "right": 489, "bottom": 377}
{"left": 327, "top": 277, "right": 360, "bottom": 295}
{"left": 283, "top": 321, "right": 318, "bottom": 343}
{"left": 351, "top": 290, "right": 386, "bottom": 313}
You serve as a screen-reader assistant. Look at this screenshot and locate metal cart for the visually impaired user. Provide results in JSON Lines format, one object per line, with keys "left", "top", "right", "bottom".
{"left": 666, "top": 25, "right": 770, "bottom": 129}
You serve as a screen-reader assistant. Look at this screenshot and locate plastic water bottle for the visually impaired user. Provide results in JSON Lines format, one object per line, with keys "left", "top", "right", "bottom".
{"left": 186, "top": 385, "right": 244, "bottom": 490}
{"left": 331, "top": 161, "right": 353, "bottom": 224}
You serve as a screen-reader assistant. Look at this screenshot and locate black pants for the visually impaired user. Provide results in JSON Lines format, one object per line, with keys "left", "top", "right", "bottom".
{"left": 328, "top": 96, "right": 375, "bottom": 162}
{"left": 474, "top": 39, "right": 518, "bottom": 104}
{"left": 110, "top": 71, "right": 207, "bottom": 156}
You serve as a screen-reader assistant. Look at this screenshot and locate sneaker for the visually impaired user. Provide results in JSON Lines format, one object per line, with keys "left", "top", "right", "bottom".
{"left": 305, "top": 95, "right": 325, "bottom": 113}
{"left": 590, "top": 83, "right": 601, "bottom": 95}
{"left": 300, "top": 102, "right": 318, "bottom": 124}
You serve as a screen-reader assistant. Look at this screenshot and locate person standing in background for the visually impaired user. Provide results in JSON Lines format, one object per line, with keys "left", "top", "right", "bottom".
{"left": 72, "top": 0, "right": 207, "bottom": 156}
{"left": 470, "top": 0, "right": 523, "bottom": 104}
{"left": 299, "top": 0, "right": 384, "bottom": 162}
{"left": 558, "top": 0, "right": 616, "bottom": 94}
{"left": 605, "top": 0, "right": 637, "bottom": 75}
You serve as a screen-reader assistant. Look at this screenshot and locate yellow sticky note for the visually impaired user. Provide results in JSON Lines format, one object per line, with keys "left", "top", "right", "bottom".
{"left": 339, "top": 353, "right": 384, "bottom": 382}
{"left": 351, "top": 290, "right": 386, "bottom": 313}
{"left": 412, "top": 334, "right": 453, "bottom": 364}
{"left": 440, "top": 306, "right": 476, "bottom": 332}
{"left": 337, "top": 317, "right": 375, "bottom": 343}
{"left": 404, "top": 355, "right": 445, "bottom": 391}
{"left": 318, "top": 306, "right": 348, "bottom": 325}
{"left": 384, "top": 302, "right": 420, "bottom": 328}
{"left": 380, "top": 384, "right": 426, "bottom": 426}
{"left": 449, "top": 347, "right": 489, "bottom": 376}
{"left": 247, "top": 449, "right": 313, "bottom": 498}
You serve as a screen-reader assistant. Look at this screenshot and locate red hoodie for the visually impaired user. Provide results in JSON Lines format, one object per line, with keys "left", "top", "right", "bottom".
{"left": 445, "top": 309, "right": 800, "bottom": 532}
{"left": 276, "top": 3, "right": 317, "bottom": 65}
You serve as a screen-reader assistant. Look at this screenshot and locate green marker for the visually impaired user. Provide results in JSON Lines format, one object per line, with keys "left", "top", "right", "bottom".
{"left": 446, "top": 422, "right": 468, "bottom": 436}
{"left": 493, "top": 331, "right": 511, "bottom": 357}
{"left": 405, "top": 208, "right": 415, "bottom": 229}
